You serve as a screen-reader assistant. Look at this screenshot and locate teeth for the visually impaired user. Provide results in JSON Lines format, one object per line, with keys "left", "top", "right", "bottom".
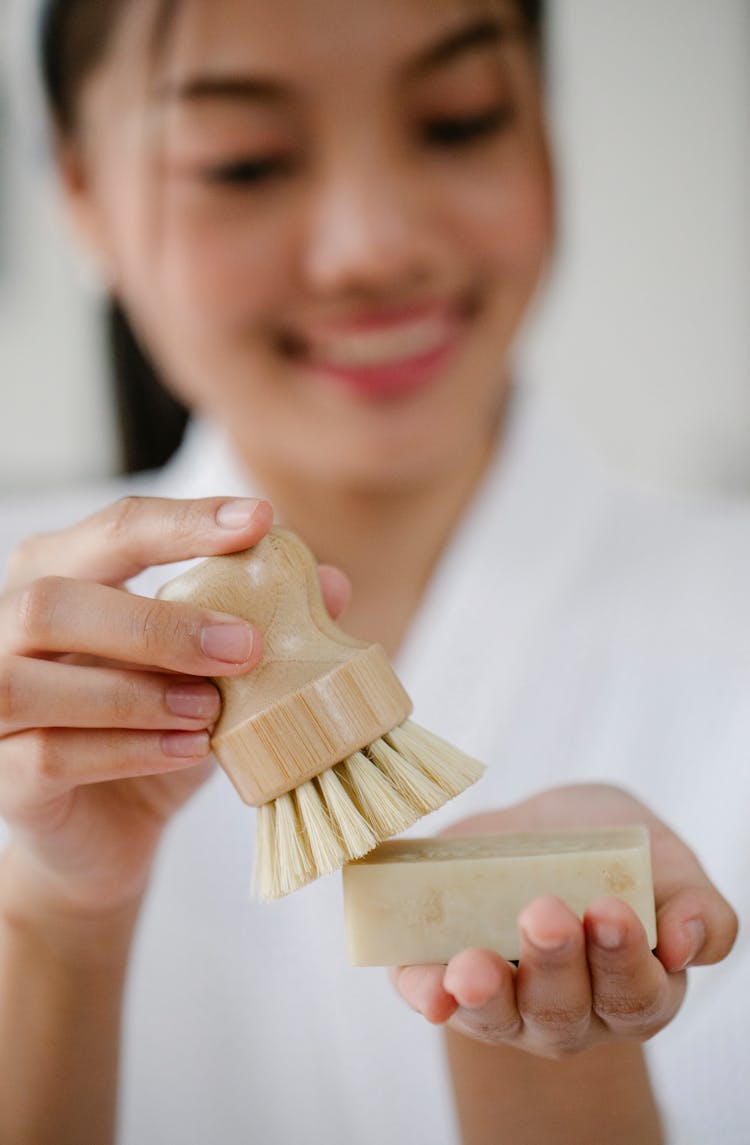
{"left": 313, "top": 315, "right": 451, "bottom": 369}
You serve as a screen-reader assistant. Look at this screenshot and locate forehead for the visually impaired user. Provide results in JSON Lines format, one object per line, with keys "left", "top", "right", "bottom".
{"left": 161, "top": 0, "right": 516, "bottom": 78}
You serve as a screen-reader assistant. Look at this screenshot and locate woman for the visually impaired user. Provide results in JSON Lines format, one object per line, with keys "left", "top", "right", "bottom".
{"left": 0, "top": 1, "right": 745, "bottom": 1142}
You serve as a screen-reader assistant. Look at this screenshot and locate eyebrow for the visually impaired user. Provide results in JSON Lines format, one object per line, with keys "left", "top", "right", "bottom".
{"left": 159, "top": 76, "right": 289, "bottom": 107}
{"left": 158, "top": 13, "right": 516, "bottom": 108}
{"left": 406, "top": 15, "right": 517, "bottom": 78}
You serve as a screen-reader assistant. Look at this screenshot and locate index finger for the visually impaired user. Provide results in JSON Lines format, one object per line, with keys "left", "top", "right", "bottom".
{"left": 5, "top": 496, "right": 274, "bottom": 589}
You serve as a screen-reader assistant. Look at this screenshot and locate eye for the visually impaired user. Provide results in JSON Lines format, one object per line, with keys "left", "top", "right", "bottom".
{"left": 203, "top": 155, "right": 294, "bottom": 186}
{"left": 421, "top": 104, "right": 515, "bottom": 148}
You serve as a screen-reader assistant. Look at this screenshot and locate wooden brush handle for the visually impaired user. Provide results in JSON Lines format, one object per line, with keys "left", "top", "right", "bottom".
{"left": 158, "top": 527, "right": 412, "bottom": 805}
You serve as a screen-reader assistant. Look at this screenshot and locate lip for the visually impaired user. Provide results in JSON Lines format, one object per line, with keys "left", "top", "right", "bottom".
{"left": 282, "top": 301, "right": 471, "bottom": 400}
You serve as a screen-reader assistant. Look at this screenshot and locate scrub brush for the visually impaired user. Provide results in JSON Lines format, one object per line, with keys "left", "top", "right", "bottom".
{"left": 159, "top": 526, "right": 484, "bottom": 899}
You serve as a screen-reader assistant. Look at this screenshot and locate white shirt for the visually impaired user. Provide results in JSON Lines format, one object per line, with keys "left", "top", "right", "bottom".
{"left": 1, "top": 383, "right": 749, "bottom": 1144}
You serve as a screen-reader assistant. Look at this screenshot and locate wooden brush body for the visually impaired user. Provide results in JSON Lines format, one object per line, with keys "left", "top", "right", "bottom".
{"left": 159, "top": 528, "right": 412, "bottom": 805}
{"left": 160, "top": 526, "right": 484, "bottom": 899}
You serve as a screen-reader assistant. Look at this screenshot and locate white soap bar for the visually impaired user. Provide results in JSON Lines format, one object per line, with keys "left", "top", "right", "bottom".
{"left": 343, "top": 826, "right": 656, "bottom": 966}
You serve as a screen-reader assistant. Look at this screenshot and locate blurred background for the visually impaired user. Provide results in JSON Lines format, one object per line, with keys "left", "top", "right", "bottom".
{"left": 0, "top": 0, "right": 748, "bottom": 496}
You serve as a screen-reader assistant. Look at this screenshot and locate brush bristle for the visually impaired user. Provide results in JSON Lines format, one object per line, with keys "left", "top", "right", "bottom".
{"left": 254, "top": 793, "right": 312, "bottom": 900}
{"left": 296, "top": 779, "right": 347, "bottom": 877}
{"left": 339, "top": 751, "right": 420, "bottom": 838}
{"left": 253, "top": 719, "right": 485, "bottom": 900}
{"left": 383, "top": 721, "right": 486, "bottom": 794}
{"left": 317, "top": 767, "right": 377, "bottom": 857}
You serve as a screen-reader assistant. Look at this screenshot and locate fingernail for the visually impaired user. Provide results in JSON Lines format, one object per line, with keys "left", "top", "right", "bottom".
{"left": 162, "top": 730, "right": 210, "bottom": 758}
{"left": 520, "top": 925, "right": 570, "bottom": 955}
{"left": 518, "top": 899, "right": 575, "bottom": 955}
{"left": 215, "top": 498, "right": 261, "bottom": 530}
{"left": 201, "top": 623, "right": 254, "bottom": 663}
{"left": 166, "top": 682, "right": 220, "bottom": 719}
{"left": 591, "top": 919, "right": 624, "bottom": 951}
{"left": 679, "top": 919, "right": 706, "bottom": 969}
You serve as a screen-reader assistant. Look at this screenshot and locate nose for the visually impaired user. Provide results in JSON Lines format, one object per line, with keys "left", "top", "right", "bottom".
{"left": 301, "top": 145, "right": 437, "bottom": 297}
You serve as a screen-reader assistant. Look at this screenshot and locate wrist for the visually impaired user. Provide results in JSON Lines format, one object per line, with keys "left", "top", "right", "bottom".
{"left": 0, "top": 843, "right": 143, "bottom": 975}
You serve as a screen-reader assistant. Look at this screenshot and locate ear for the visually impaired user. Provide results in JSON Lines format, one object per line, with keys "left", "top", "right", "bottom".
{"left": 54, "top": 134, "right": 117, "bottom": 288}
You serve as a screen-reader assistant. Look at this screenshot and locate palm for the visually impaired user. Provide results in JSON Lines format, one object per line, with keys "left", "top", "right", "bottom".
{"left": 22, "top": 757, "right": 216, "bottom": 913}
{"left": 0, "top": 498, "right": 346, "bottom": 917}
{"left": 391, "top": 780, "right": 736, "bottom": 1061}
{"left": 446, "top": 782, "right": 684, "bottom": 907}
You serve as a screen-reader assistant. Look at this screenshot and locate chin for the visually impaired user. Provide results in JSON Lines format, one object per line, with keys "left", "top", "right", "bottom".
{"left": 226, "top": 351, "right": 501, "bottom": 493}
{"left": 324, "top": 425, "right": 481, "bottom": 493}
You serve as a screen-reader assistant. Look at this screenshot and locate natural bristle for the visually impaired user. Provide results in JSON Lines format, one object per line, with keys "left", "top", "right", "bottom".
{"left": 365, "top": 735, "right": 447, "bottom": 813}
{"left": 384, "top": 721, "right": 486, "bottom": 794}
{"left": 253, "top": 793, "right": 313, "bottom": 900}
{"left": 318, "top": 767, "right": 377, "bottom": 856}
{"left": 253, "top": 720, "right": 485, "bottom": 900}
{"left": 296, "top": 779, "right": 347, "bottom": 876}
{"left": 339, "top": 752, "right": 418, "bottom": 838}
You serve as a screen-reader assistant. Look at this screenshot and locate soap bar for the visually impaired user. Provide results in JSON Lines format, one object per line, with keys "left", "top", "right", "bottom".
{"left": 342, "top": 826, "right": 656, "bottom": 966}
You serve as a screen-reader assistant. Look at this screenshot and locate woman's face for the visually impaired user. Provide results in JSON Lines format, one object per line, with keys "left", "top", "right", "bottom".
{"left": 70, "top": 0, "right": 553, "bottom": 491}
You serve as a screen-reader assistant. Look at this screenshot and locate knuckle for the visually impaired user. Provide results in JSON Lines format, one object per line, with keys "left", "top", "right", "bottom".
{"left": 106, "top": 496, "right": 206, "bottom": 546}
{"left": 103, "top": 496, "right": 147, "bottom": 541}
{"left": 529, "top": 1000, "right": 590, "bottom": 1034}
{"left": 523, "top": 1001, "right": 590, "bottom": 1055}
{"left": 135, "top": 598, "right": 185, "bottom": 660}
{"left": 137, "top": 599, "right": 166, "bottom": 657}
{"left": 16, "top": 577, "right": 66, "bottom": 645}
{"left": 170, "top": 499, "right": 210, "bottom": 539}
{"left": 541, "top": 1015, "right": 590, "bottom": 1058}
{"left": 456, "top": 1012, "right": 523, "bottom": 1047}
{"left": 110, "top": 676, "right": 141, "bottom": 723}
{"left": 593, "top": 988, "right": 663, "bottom": 1032}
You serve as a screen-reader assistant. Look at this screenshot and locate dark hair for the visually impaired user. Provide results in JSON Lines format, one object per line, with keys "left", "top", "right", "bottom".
{"left": 39, "top": 0, "right": 545, "bottom": 474}
{"left": 40, "top": 0, "right": 188, "bottom": 473}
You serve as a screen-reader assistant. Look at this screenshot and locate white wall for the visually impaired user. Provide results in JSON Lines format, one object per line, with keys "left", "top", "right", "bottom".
{"left": 0, "top": 2, "right": 116, "bottom": 493}
{"left": 524, "top": 0, "right": 750, "bottom": 495}
{"left": 1, "top": 0, "right": 748, "bottom": 495}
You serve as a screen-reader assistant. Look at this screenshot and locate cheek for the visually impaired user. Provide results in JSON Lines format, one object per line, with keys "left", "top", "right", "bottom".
{"left": 149, "top": 192, "right": 297, "bottom": 334}
{"left": 102, "top": 191, "right": 293, "bottom": 412}
{"left": 447, "top": 152, "right": 554, "bottom": 284}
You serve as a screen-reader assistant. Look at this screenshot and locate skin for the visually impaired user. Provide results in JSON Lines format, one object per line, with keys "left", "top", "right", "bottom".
{"left": 61, "top": 0, "right": 553, "bottom": 651}
{"left": 0, "top": 494, "right": 352, "bottom": 1145}
{"left": 394, "top": 786, "right": 736, "bottom": 1143}
{"left": 0, "top": 1, "right": 739, "bottom": 1142}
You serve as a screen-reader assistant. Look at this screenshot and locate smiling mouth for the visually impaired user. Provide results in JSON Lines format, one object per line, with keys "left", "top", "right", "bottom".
{"left": 310, "top": 311, "right": 460, "bottom": 368}
{"left": 277, "top": 296, "right": 477, "bottom": 398}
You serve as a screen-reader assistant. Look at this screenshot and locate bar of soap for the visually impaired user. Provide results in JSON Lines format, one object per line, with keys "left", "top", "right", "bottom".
{"left": 342, "top": 826, "right": 656, "bottom": 966}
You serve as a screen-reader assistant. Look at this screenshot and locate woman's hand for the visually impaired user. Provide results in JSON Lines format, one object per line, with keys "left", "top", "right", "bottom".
{"left": 391, "top": 783, "right": 738, "bottom": 1058}
{"left": 0, "top": 495, "right": 349, "bottom": 921}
